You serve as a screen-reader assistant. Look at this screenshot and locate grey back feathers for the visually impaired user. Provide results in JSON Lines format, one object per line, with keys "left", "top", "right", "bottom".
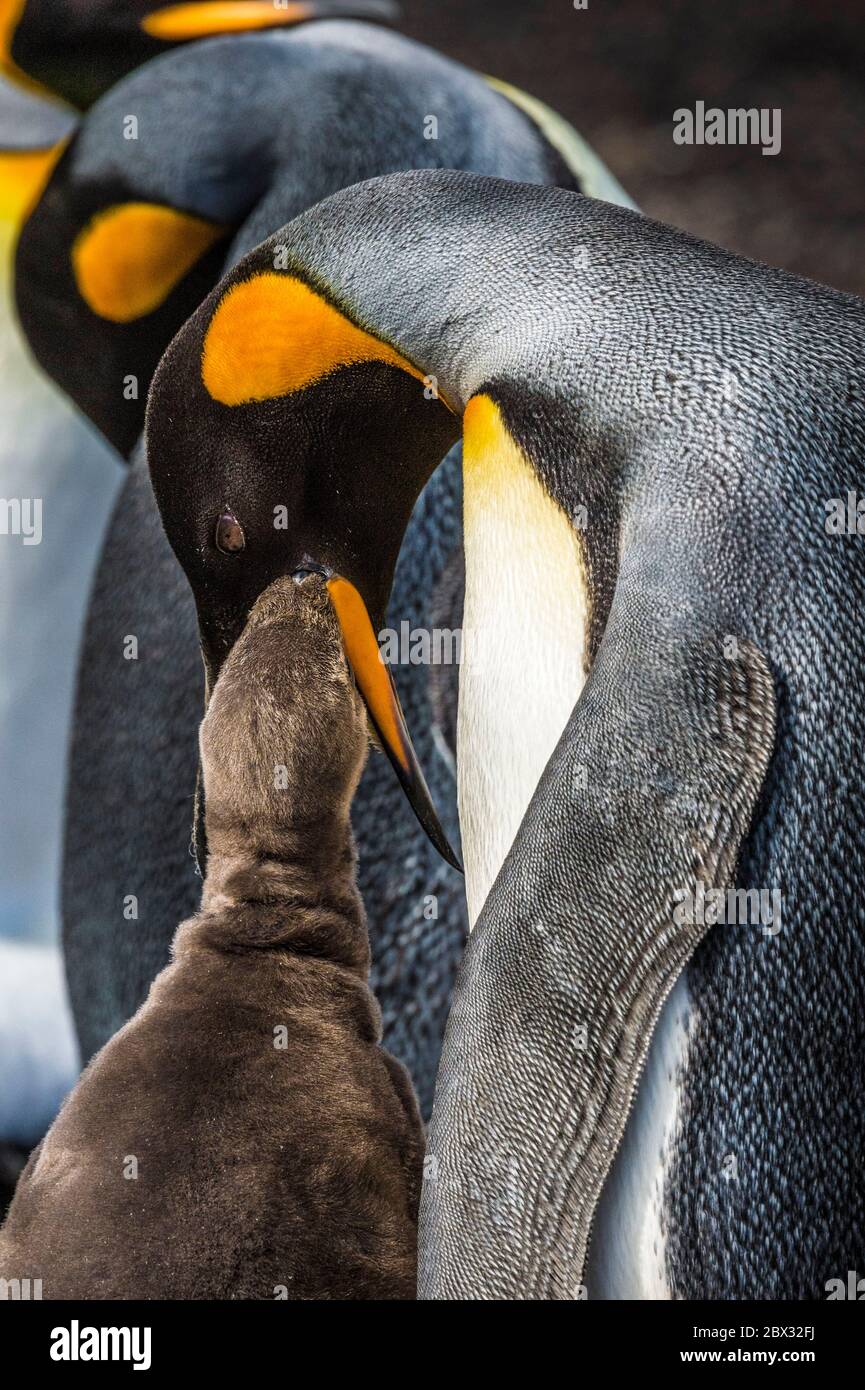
{"left": 67, "top": 23, "right": 573, "bottom": 238}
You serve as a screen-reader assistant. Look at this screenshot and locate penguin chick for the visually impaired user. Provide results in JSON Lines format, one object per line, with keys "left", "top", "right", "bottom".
{"left": 0, "top": 573, "right": 423, "bottom": 1300}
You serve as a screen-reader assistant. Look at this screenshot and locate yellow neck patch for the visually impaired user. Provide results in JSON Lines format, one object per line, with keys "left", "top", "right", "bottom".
{"left": 202, "top": 272, "right": 423, "bottom": 405}
{"left": 462, "top": 393, "right": 585, "bottom": 573}
{"left": 72, "top": 203, "right": 225, "bottom": 323}
{"left": 141, "top": 1, "right": 311, "bottom": 40}
{"left": 0, "top": 141, "right": 65, "bottom": 225}
{"left": 0, "top": 0, "right": 68, "bottom": 227}
{"left": 459, "top": 392, "right": 589, "bottom": 926}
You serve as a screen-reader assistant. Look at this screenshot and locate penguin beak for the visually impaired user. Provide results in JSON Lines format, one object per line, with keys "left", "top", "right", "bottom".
{"left": 327, "top": 574, "right": 462, "bottom": 874}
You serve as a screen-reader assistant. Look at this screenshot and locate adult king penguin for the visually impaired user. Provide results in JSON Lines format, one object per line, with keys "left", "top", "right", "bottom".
{"left": 15, "top": 21, "right": 634, "bottom": 1116}
{"left": 146, "top": 169, "right": 863, "bottom": 1299}
{"left": 0, "top": 1, "right": 400, "bottom": 1159}
{"left": 1, "top": 0, "right": 397, "bottom": 111}
{"left": 0, "top": 2, "right": 396, "bottom": 211}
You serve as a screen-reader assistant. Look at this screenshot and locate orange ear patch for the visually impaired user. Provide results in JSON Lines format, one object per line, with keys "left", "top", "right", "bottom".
{"left": 201, "top": 272, "right": 423, "bottom": 405}
{"left": 71, "top": 203, "right": 225, "bottom": 323}
{"left": 141, "top": 1, "right": 311, "bottom": 40}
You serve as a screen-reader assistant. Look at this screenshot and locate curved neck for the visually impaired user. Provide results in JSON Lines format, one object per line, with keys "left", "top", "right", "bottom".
{"left": 199, "top": 807, "right": 368, "bottom": 970}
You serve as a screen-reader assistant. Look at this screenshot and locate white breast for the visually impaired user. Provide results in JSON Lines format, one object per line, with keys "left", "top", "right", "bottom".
{"left": 457, "top": 395, "right": 588, "bottom": 927}
{"left": 585, "top": 974, "right": 694, "bottom": 1299}
{"left": 456, "top": 398, "right": 687, "bottom": 1298}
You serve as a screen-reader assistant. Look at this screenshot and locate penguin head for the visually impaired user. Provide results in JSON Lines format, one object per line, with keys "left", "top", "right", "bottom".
{"left": 200, "top": 572, "right": 368, "bottom": 843}
{"left": 1, "top": 1, "right": 399, "bottom": 109}
{"left": 1, "top": 1, "right": 398, "bottom": 237}
{"left": 146, "top": 253, "right": 462, "bottom": 869}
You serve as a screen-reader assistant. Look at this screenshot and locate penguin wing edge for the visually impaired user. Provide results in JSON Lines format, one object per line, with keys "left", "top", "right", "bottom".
{"left": 418, "top": 617, "right": 776, "bottom": 1300}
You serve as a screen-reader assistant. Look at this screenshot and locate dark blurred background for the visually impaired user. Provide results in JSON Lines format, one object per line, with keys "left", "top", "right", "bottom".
{"left": 398, "top": 0, "right": 865, "bottom": 295}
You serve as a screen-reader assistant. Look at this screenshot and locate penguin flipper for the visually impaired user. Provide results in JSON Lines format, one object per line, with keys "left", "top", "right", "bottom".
{"left": 419, "top": 606, "right": 776, "bottom": 1299}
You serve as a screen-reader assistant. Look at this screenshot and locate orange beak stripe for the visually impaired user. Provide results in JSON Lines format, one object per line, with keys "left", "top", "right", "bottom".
{"left": 327, "top": 574, "right": 462, "bottom": 873}
{"left": 327, "top": 573, "right": 409, "bottom": 774}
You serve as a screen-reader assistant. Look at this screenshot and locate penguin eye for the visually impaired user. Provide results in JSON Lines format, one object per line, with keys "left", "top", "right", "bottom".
{"left": 215, "top": 509, "right": 245, "bottom": 555}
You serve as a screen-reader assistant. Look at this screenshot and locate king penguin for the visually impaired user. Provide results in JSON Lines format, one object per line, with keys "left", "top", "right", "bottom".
{"left": 0, "top": 0, "right": 397, "bottom": 204}
{"left": 13, "top": 20, "right": 635, "bottom": 1119}
{"left": 1, "top": 0, "right": 398, "bottom": 111}
{"left": 0, "top": 0, "right": 400, "bottom": 1156}
{"left": 145, "top": 169, "right": 864, "bottom": 1298}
